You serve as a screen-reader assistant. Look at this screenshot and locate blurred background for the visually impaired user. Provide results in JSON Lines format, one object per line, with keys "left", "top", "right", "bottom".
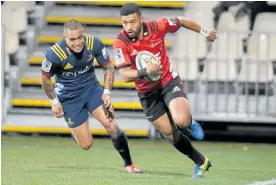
{"left": 1, "top": 1, "right": 276, "bottom": 142}
{"left": 2, "top": 2, "right": 276, "bottom": 185}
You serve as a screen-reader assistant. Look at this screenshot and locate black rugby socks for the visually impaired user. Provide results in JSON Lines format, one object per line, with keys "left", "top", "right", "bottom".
{"left": 173, "top": 132, "right": 205, "bottom": 165}
{"left": 112, "top": 131, "right": 133, "bottom": 167}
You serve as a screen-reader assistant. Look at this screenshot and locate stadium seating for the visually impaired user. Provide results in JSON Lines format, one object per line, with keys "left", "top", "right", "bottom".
{"left": 184, "top": 1, "right": 219, "bottom": 27}
{"left": 3, "top": 1, "right": 185, "bottom": 136}
{"left": 3, "top": 1, "right": 35, "bottom": 12}
{"left": 55, "top": 1, "right": 185, "bottom": 8}
{"left": 2, "top": 2, "right": 29, "bottom": 66}
{"left": 252, "top": 12, "right": 276, "bottom": 32}
{"left": 3, "top": 2, "right": 276, "bottom": 137}
{"left": 4, "top": 28, "right": 19, "bottom": 56}
{"left": 234, "top": 13, "right": 250, "bottom": 33}
{"left": 173, "top": 2, "right": 220, "bottom": 83}
{"left": 237, "top": 13, "right": 276, "bottom": 84}
{"left": 207, "top": 12, "right": 245, "bottom": 60}
{"left": 200, "top": 12, "right": 241, "bottom": 86}
{"left": 1, "top": 4, "right": 27, "bottom": 34}
{"left": 11, "top": 7, "right": 28, "bottom": 34}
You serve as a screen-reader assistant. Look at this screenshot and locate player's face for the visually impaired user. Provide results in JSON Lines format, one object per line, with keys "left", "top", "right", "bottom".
{"left": 121, "top": 13, "right": 143, "bottom": 39}
{"left": 64, "top": 28, "right": 85, "bottom": 53}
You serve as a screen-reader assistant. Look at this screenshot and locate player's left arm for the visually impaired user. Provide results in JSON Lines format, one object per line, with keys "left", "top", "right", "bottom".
{"left": 93, "top": 37, "right": 115, "bottom": 93}
{"left": 177, "top": 16, "right": 217, "bottom": 42}
{"left": 157, "top": 17, "right": 217, "bottom": 42}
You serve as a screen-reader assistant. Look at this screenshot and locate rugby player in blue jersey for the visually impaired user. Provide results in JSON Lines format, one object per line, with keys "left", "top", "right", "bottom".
{"left": 40, "top": 20, "right": 141, "bottom": 173}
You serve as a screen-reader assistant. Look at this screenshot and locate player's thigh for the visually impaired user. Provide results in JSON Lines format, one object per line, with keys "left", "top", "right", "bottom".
{"left": 86, "top": 84, "right": 105, "bottom": 114}
{"left": 163, "top": 78, "right": 191, "bottom": 126}
{"left": 62, "top": 99, "right": 92, "bottom": 149}
{"left": 86, "top": 85, "right": 118, "bottom": 134}
{"left": 138, "top": 90, "right": 167, "bottom": 123}
{"left": 152, "top": 112, "right": 172, "bottom": 136}
{"left": 152, "top": 112, "right": 179, "bottom": 142}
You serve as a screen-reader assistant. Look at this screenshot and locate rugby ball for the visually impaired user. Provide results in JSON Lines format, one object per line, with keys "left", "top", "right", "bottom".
{"left": 135, "top": 51, "right": 161, "bottom": 81}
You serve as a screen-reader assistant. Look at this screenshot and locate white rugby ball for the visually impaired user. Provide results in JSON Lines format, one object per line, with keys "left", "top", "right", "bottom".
{"left": 135, "top": 50, "right": 161, "bottom": 81}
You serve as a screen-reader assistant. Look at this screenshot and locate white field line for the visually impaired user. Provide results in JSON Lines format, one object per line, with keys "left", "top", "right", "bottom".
{"left": 247, "top": 178, "right": 276, "bottom": 185}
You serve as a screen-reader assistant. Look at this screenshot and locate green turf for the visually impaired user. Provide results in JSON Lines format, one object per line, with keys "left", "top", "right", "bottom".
{"left": 2, "top": 135, "right": 276, "bottom": 185}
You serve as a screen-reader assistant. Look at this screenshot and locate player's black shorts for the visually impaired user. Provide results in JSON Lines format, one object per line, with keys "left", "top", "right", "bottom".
{"left": 138, "top": 77, "right": 188, "bottom": 122}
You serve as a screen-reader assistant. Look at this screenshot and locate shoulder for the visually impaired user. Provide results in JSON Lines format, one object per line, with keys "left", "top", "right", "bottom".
{"left": 156, "top": 17, "right": 180, "bottom": 29}
{"left": 113, "top": 30, "right": 130, "bottom": 49}
{"left": 151, "top": 17, "right": 180, "bottom": 34}
{"left": 45, "top": 40, "right": 68, "bottom": 63}
{"left": 155, "top": 18, "right": 168, "bottom": 28}
{"left": 85, "top": 34, "right": 105, "bottom": 51}
{"left": 153, "top": 17, "right": 177, "bottom": 27}
{"left": 84, "top": 34, "right": 95, "bottom": 50}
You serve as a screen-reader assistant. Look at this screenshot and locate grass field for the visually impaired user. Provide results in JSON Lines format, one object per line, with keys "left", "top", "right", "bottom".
{"left": 2, "top": 135, "right": 276, "bottom": 185}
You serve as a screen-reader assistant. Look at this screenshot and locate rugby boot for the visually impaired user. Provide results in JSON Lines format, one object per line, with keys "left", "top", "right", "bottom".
{"left": 192, "top": 157, "right": 212, "bottom": 178}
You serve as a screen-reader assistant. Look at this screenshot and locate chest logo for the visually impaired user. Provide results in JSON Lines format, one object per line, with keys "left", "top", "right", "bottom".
{"left": 64, "top": 63, "right": 73, "bottom": 69}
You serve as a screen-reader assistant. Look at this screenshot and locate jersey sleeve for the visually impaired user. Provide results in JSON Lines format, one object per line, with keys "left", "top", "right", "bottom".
{"left": 112, "top": 39, "right": 131, "bottom": 70}
{"left": 156, "top": 17, "right": 180, "bottom": 34}
{"left": 91, "top": 36, "right": 110, "bottom": 67}
{"left": 41, "top": 48, "right": 61, "bottom": 77}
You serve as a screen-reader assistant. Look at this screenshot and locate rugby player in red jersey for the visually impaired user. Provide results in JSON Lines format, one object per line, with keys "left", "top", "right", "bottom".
{"left": 113, "top": 3, "right": 217, "bottom": 178}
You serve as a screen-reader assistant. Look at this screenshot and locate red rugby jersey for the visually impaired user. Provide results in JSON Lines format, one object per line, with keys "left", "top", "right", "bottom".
{"left": 113, "top": 17, "right": 180, "bottom": 94}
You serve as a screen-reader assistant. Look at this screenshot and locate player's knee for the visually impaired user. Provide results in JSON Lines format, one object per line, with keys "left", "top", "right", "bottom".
{"left": 79, "top": 139, "right": 93, "bottom": 150}
{"left": 173, "top": 114, "right": 191, "bottom": 129}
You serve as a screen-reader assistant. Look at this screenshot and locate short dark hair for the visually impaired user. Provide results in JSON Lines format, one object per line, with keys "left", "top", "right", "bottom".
{"left": 63, "top": 19, "right": 83, "bottom": 33}
{"left": 120, "top": 3, "right": 141, "bottom": 16}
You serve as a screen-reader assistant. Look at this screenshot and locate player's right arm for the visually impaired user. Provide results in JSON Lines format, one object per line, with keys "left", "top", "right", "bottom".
{"left": 113, "top": 40, "right": 161, "bottom": 83}
{"left": 40, "top": 49, "right": 64, "bottom": 118}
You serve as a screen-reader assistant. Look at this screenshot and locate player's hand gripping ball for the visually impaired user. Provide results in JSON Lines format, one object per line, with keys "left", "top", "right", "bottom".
{"left": 135, "top": 51, "right": 161, "bottom": 81}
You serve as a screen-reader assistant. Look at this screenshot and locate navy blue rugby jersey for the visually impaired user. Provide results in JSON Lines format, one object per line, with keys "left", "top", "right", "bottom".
{"left": 41, "top": 35, "right": 110, "bottom": 99}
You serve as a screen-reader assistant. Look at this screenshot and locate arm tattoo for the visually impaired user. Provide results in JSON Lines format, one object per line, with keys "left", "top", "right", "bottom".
{"left": 41, "top": 74, "right": 56, "bottom": 100}
{"left": 103, "top": 62, "right": 115, "bottom": 91}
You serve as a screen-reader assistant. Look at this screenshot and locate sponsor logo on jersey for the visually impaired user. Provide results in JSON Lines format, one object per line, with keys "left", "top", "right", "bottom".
{"left": 61, "top": 64, "right": 93, "bottom": 76}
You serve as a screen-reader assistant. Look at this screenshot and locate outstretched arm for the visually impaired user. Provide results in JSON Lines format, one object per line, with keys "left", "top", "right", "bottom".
{"left": 177, "top": 16, "right": 217, "bottom": 42}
